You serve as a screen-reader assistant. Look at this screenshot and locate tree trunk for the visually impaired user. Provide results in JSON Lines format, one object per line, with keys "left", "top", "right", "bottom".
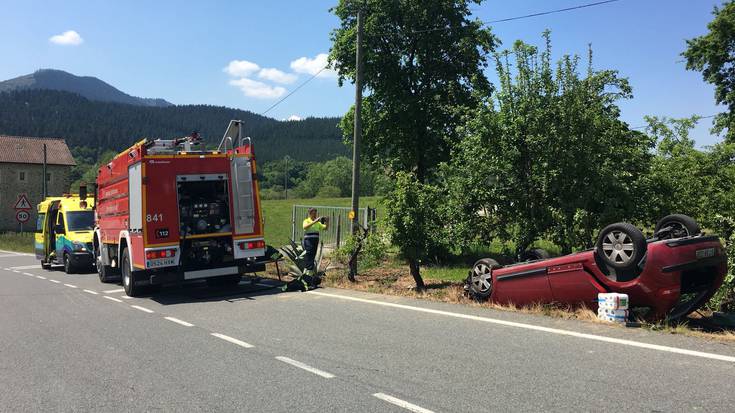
{"left": 408, "top": 258, "right": 425, "bottom": 291}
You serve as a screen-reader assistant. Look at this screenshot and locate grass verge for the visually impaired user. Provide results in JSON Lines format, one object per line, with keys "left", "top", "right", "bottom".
{"left": 0, "top": 232, "right": 34, "bottom": 254}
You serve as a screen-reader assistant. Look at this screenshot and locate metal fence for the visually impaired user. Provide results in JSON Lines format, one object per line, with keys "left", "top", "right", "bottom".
{"left": 291, "top": 204, "right": 376, "bottom": 248}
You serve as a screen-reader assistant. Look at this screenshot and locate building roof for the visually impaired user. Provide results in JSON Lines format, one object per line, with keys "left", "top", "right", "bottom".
{"left": 0, "top": 135, "right": 76, "bottom": 166}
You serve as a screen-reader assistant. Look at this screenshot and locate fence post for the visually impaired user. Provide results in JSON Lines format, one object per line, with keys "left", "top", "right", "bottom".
{"left": 291, "top": 205, "right": 296, "bottom": 242}
{"left": 335, "top": 214, "right": 341, "bottom": 248}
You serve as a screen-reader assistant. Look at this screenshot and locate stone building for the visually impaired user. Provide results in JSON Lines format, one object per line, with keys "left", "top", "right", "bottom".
{"left": 0, "top": 136, "right": 75, "bottom": 231}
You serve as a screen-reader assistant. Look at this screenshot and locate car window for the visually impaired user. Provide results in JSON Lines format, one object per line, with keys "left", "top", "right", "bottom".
{"left": 36, "top": 213, "right": 45, "bottom": 233}
{"left": 66, "top": 211, "right": 95, "bottom": 231}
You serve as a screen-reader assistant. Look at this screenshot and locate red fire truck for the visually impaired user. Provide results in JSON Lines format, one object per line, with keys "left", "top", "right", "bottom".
{"left": 94, "top": 120, "right": 266, "bottom": 296}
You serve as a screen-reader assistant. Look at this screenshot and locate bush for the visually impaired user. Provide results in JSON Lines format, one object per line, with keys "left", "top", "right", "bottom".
{"left": 709, "top": 215, "right": 735, "bottom": 312}
{"left": 334, "top": 231, "right": 388, "bottom": 271}
{"left": 316, "top": 185, "right": 342, "bottom": 198}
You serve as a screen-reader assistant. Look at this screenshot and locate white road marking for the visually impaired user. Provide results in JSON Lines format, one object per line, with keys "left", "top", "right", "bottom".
{"left": 3, "top": 267, "right": 10, "bottom": 270}
{"left": 10, "top": 265, "right": 43, "bottom": 270}
{"left": 83, "top": 289, "right": 98, "bottom": 295}
{"left": 373, "top": 393, "right": 435, "bottom": 413}
{"left": 120, "top": 296, "right": 133, "bottom": 300}
{"left": 103, "top": 296, "right": 123, "bottom": 303}
{"left": 23, "top": 272, "right": 34, "bottom": 276}
{"left": 275, "top": 356, "right": 335, "bottom": 379}
{"left": 309, "top": 291, "right": 735, "bottom": 364}
{"left": 164, "top": 317, "right": 194, "bottom": 327}
{"left": 48, "top": 279, "right": 60, "bottom": 284}
{"left": 130, "top": 305, "right": 154, "bottom": 314}
{"left": 103, "top": 288, "right": 124, "bottom": 293}
{"left": 0, "top": 254, "right": 24, "bottom": 258}
{"left": 210, "top": 333, "right": 254, "bottom": 348}
{"left": 63, "top": 284, "right": 77, "bottom": 288}
{"left": 0, "top": 250, "right": 33, "bottom": 256}
{"left": 12, "top": 270, "right": 20, "bottom": 273}
{"left": 36, "top": 275, "right": 46, "bottom": 280}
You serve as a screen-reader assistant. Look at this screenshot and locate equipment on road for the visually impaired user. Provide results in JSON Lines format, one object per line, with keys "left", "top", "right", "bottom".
{"left": 94, "top": 121, "right": 266, "bottom": 296}
{"left": 36, "top": 185, "right": 96, "bottom": 273}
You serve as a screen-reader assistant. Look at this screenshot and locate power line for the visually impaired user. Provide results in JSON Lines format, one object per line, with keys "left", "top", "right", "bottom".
{"left": 260, "top": 67, "right": 327, "bottom": 116}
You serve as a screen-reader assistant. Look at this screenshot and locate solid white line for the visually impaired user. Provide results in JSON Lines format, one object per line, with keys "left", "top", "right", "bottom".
{"left": 308, "top": 291, "right": 735, "bottom": 364}
{"left": 0, "top": 254, "right": 24, "bottom": 258}
{"left": 10, "top": 265, "right": 43, "bottom": 270}
{"left": 103, "top": 288, "right": 124, "bottom": 293}
{"left": 275, "top": 356, "right": 335, "bottom": 379}
{"left": 373, "top": 393, "right": 435, "bottom": 413}
{"left": 48, "top": 279, "right": 61, "bottom": 284}
{"left": 103, "top": 296, "right": 123, "bottom": 303}
{"left": 83, "top": 289, "right": 98, "bottom": 295}
{"left": 164, "top": 317, "right": 194, "bottom": 327}
{"left": 0, "top": 250, "right": 33, "bottom": 256}
{"left": 36, "top": 275, "right": 46, "bottom": 280}
{"left": 64, "top": 283, "right": 77, "bottom": 288}
{"left": 130, "top": 305, "right": 154, "bottom": 314}
{"left": 210, "top": 333, "right": 254, "bottom": 348}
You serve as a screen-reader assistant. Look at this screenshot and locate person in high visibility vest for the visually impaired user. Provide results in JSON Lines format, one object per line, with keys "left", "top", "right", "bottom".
{"left": 302, "top": 208, "right": 328, "bottom": 274}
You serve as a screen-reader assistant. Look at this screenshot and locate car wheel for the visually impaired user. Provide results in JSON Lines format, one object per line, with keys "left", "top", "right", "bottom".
{"left": 596, "top": 223, "right": 647, "bottom": 271}
{"left": 121, "top": 248, "right": 140, "bottom": 297}
{"left": 64, "top": 253, "right": 75, "bottom": 274}
{"left": 520, "top": 248, "right": 550, "bottom": 262}
{"left": 468, "top": 258, "right": 501, "bottom": 301}
{"left": 654, "top": 214, "right": 700, "bottom": 239}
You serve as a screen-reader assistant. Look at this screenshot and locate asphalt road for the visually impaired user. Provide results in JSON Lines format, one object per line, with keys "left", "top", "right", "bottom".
{"left": 1, "top": 249, "right": 734, "bottom": 412}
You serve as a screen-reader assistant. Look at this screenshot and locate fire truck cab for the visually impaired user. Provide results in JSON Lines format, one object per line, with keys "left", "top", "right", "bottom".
{"left": 94, "top": 120, "right": 266, "bottom": 296}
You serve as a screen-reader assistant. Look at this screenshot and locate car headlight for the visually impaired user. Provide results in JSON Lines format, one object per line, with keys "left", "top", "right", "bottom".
{"left": 72, "top": 241, "right": 87, "bottom": 252}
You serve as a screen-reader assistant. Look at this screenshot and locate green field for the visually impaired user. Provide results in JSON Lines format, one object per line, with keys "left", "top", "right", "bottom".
{"left": 261, "top": 196, "right": 382, "bottom": 247}
{"left": 0, "top": 232, "right": 34, "bottom": 254}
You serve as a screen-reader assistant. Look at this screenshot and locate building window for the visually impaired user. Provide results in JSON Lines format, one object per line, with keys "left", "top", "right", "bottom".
{"left": 18, "top": 171, "right": 26, "bottom": 182}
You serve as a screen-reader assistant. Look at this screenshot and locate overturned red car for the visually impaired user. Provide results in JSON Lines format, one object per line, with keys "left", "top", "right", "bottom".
{"left": 466, "top": 215, "right": 727, "bottom": 320}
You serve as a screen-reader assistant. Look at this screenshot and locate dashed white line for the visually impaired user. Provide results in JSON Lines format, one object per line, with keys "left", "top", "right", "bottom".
{"left": 130, "top": 305, "right": 154, "bottom": 314}
{"left": 48, "top": 279, "right": 61, "bottom": 284}
{"left": 10, "top": 265, "right": 43, "bottom": 270}
{"left": 103, "top": 296, "right": 123, "bottom": 303}
{"left": 12, "top": 270, "right": 20, "bottom": 273}
{"left": 164, "top": 317, "right": 194, "bottom": 327}
{"left": 103, "top": 288, "right": 124, "bottom": 293}
{"left": 210, "top": 333, "right": 254, "bottom": 348}
{"left": 23, "top": 272, "right": 34, "bottom": 276}
{"left": 120, "top": 296, "right": 133, "bottom": 300}
{"left": 372, "top": 393, "right": 435, "bottom": 413}
{"left": 63, "top": 284, "right": 77, "bottom": 289}
{"left": 83, "top": 289, "right": 98, "bottom": 295}
{"left": 308, "top": 291, "right": 735, "bottom": 364}
{"left": 275, "top": 356, "right": 335, "bottom": 379}
{"left": 36, "top": 275, "right": 46, "bottom": 280}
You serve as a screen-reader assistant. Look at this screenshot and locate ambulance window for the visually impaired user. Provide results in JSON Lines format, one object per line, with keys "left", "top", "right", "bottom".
{"left": 57, "top": 214, "right": 65, "bottom": 232}
{"left": 66, "top": 211, "right": 94, "bottom": 231}
{"left": 36, "top": 213, "right": 45, "bottom": 232}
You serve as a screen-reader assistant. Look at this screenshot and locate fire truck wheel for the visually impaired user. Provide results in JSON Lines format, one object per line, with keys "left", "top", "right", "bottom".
{"left": 121, "top": 248, "right": 141, "bottom": 297}
{"left": 63, "top": 253, "right": 75, "bottom": 274}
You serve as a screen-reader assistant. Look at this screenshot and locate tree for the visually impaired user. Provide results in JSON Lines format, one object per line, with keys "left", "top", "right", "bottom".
{"left": 683, "top": 2, "right": 735, "bottom": 142}
{"left": 330, "top": 0, "right": 497, "bottom": 288}
{"left": 446, "top": 34, "right": 653, "bottom": 254}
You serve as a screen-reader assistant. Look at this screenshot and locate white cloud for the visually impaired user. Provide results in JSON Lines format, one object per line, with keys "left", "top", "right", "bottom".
{"left": 286, "top": 115, "right": 303, "bottom": 121}
{"left": 229, "top": 78, "right": 286, "bottom": 99}
{"left": 290, "top": 53, "right": 336, "bottom": 78}
{"left": 49, "top": 30, "right": 83, "bottom": 46}
{"left": 223, "top": 60, "right": 260, "bottom": 77}
{"left": 258, "top": 68, "right": 297, "bottom": 84}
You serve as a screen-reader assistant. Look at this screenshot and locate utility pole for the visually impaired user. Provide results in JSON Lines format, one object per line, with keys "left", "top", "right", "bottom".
{"left": 42, "top": 144, "right": 47, "bottom": 199}
{"left": 349, "top": 9, "right": 364, "bottom": 281}
{"left": 284, "top": 155, "right": 289, "bottom": 199}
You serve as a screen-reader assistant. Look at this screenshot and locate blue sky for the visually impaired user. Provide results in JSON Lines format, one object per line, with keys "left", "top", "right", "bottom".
{"left": 0, "top": 0, "right": 726, "bottom": 145}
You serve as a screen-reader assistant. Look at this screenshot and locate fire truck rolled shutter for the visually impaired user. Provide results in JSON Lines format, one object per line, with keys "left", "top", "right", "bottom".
{"left": 231, "top": 157, "right": 255, "bottom": 234}
{"left": 128, "top": 163, "right": 143, "bottom": 231}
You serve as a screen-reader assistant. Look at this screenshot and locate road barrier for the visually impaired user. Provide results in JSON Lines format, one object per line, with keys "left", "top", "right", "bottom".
{"left": 291, "top": 205, "right": 376, "bottom": 248}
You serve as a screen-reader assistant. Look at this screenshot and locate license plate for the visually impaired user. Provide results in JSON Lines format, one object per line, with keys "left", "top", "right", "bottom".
{"left": 147, "top": 258, "right": 175, "bottom": 268}
{"left": 696, "top": 247, "right": 716, "bottom": 259}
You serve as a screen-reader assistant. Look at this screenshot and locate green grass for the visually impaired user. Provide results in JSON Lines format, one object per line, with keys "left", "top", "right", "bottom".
{"left": 421, "top": 266, "right": 469, "bottom": 282}
{"left": 261, "top": 196, "right": 382, "bottom": 247}
{"left": 0, "top": 232, "right": 34, "bottom": 254}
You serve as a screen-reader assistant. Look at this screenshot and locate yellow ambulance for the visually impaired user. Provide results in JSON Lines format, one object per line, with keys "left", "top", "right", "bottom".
{"left": 35, "top": 186, "right": 95, "bottom": 273}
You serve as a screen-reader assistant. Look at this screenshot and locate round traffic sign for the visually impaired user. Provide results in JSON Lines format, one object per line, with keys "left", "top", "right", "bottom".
{"left": 16, "top": 210, "right": 30, "bottom": 224}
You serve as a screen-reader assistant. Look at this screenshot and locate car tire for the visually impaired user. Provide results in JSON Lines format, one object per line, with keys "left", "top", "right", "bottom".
{"left": 63, "top": 253, "right": 75, "bottom": 274}
{"left": 520, "top": 248, "right": 550, "bottom": 262}
{"left": 596, "top": 223, "right": 647, "bottom": 271}
{"left": 121, "top": 248, "right": 141, "bottom": 297}
{"left": 468, "top": 258, "right": 501, "bottom": 301}
{"left": 654, "top": 214, "right": 700, "bottom": 239}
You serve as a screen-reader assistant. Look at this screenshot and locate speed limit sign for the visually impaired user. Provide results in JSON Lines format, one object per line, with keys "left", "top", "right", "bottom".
{"left": 16, "top": 210, "right": 30, "bottom": 224}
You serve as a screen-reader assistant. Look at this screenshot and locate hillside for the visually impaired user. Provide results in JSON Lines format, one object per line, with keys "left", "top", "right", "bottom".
{"left": 0, "top": 69, "right": 172, "bottom": 107}
{"left": 0, "top": 89, "right": 347, "bottom": 162}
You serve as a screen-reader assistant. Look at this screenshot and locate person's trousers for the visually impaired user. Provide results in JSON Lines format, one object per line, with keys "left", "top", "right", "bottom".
{"left": 302, "top": 236, "right": 319, "bottom": 271}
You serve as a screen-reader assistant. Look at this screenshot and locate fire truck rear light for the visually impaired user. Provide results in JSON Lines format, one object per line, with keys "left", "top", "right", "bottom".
{"left": 146, "top": 249, "right": 176, "bottom": 260}
{"left": 239, "top": 240, "right": 265, "bottom": 250}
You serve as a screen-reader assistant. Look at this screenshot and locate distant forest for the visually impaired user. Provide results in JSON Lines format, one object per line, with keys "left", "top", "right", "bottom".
{"left": 0, "top": 89, "right": 348, "bottom": 162}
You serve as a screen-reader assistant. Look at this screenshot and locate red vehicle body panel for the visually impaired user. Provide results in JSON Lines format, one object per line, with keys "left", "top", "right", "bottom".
{"left": 488, "top": 237, "right": 726, "bottom": 319}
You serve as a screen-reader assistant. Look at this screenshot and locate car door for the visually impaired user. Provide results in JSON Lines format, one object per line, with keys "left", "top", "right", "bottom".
{"left": 55, "top": 213, "right": 67, "bottom": 259}
{"left": 546, "top": 262, "right": 606, "bottom": 307}
{"left": 34, "top": 206, "right": 47, "bottom": 260}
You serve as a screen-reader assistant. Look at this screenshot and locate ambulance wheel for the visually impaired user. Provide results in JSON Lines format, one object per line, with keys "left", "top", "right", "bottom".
{"left": 63, "top": 253, "right": 75, "bottom": 274}
{"left": 121, "top": 248, "right": 141, "bottom": 297}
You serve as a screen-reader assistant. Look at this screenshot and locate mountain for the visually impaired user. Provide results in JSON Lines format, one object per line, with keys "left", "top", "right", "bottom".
{"left": 0, "top": 69, "right": 173, "bottom": 107}
{"left": 0, "top": 89, "right": 346, "bottom": 162}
